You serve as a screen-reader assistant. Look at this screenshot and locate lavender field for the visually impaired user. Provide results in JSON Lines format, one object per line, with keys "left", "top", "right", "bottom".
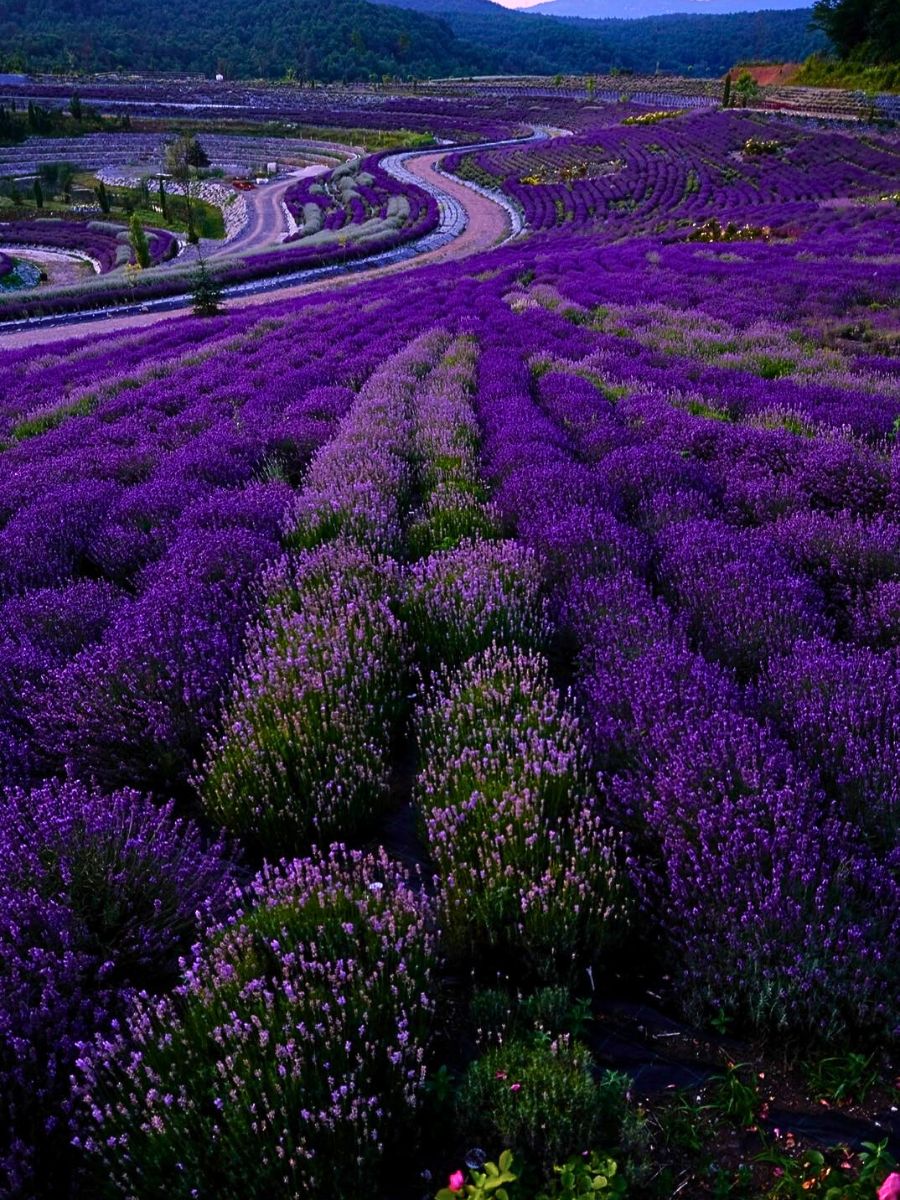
{"left": 0, "top": 92, "right": 899, "bottom": 1200}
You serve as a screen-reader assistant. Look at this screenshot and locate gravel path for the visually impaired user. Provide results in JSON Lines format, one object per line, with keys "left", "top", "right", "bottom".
{"left": 0, "top": 145, "right": 525, "bottom": 350}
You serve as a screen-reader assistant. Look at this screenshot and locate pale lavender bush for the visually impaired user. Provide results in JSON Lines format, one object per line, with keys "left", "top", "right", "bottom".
{"left": 73, "top": 846, "right": 437, "bottom": 1200}
{"left": 201, "top": 541, "right": 406, "bottom": 853}
{"left": 416, "top": 644, "right": 629, "bottom": 981}
{"left": 404, "top": 537, "right": 549, "bottom": 668}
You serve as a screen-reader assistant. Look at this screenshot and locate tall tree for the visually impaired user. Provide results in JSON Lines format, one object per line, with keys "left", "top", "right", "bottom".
{"left": 129, "top": 213, "right": 150, "bottom": 269}
{"left": 95, "top": 178, "right": 110, "bottom": 213}
{"left": 164, "top": 135, "right": 208, "bottom": 243}
{"left": 191, "top": 258, "right": 223, "bottom": 316}
{"left": 812, "top": 0, "right": 900, "bottom": 62}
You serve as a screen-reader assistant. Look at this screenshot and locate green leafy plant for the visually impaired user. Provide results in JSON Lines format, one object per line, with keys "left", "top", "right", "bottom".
{"left": 743, "top": 136, "right": 780, "bottom": 156}
{"left": 754, "top": 1137, "right": 896, "bottom": 1198}
{"left": 653, "top": 1090, "right": 712, "bottom": 1154}
{"left": 537, "top": 1151, "right": 628, "bottom": 1199}
{"left": 456, "top": 1037, "right": 628, "bottom": 1172}
{"left": 855, "top": 1139, "right": 897, "bottom": 1193}
{"left": 710, "top": 1006, "right": 731, "bottom": 1035}
{"left": 436, "top": 1150, "right": 519, "bottom": 1200}
{"left": 755, "top": 1145, "right": 839, "bottom": 1197}
{"left": 425, "top": 1063, "right": 458, "bottom": 1109}
{"left": 802, "top": 1051, "right": 880, "bottom": 1104}
{"left": 707, "top": 1061, "right": 761, "bottom": 1128}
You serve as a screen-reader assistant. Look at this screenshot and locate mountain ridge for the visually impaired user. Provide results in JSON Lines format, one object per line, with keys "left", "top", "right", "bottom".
{"left": 0, "top": 0, "right": 829, "bottom": 81}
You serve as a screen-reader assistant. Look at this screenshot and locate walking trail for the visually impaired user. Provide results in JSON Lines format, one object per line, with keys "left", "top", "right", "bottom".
{"left": 0, "top": 149, "right": 516, "bottom": 351}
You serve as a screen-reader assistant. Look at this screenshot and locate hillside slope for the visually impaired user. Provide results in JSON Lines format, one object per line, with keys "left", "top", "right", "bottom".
{"left": 0, "top": 0, "right": 829, "bottom": 79}
{"left": 0, "top": 0, "right": 495, "bottom": 79}
{"left": 437, "top": 7, "right": 829, "bottom": 75}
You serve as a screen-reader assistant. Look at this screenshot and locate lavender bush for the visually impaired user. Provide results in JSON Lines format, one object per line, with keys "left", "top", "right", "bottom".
{"left": 415, "top": 644, "right": 628, "bottom": 981}
{"left": 285, "top": 332, "right": 444, "bottom": 554}
{"left": 202, "top": 542, "right": 406, "bottom": 853}
{"left": 0, "top": 780, "right": 234, "bottom": 1199}
{"left": 34, "top": 525, "right": 280, "bottom": 792}
{"left": 765, "top": 637, "right": 900, "bottom": 855}
{"left": 73, "top": 846, "right": 437, "bottom": 1200}
{"left": 407, "top": 334, "right": 501, "bottom": 556}
{"left": 404, "top": 537, "right": 549, "bottom": 669}
{"left": 457, "top": 1037, "right": 627, "bottom": 1172}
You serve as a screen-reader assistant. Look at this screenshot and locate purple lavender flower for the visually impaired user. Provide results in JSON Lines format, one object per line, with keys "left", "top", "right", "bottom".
{"left": 72, "top": 845, "right": 436, "bottom": 1200}
{"left": 0, "top": 779, "right": 234, "bottom": 1199}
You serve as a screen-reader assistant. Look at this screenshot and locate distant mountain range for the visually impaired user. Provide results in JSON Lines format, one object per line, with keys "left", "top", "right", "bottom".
{"left": 528, "top": 0, "right": 814, "bottom": 18}
{"left": 0, "top": 0, "right": 828, "bottom": 81}
{"left": 376, "top": 0, "right": 828, "bottom": 77}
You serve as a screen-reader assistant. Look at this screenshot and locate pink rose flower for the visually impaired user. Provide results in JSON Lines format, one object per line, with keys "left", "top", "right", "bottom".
{"left": 448, "top": 1170, "right": 466, "bottom": 1193}
{"left": 509, "top": 1082, "right": 522, "bottom": 1092}
{"left": 879, "top": 1173, "right": 900, "bottom": 1200}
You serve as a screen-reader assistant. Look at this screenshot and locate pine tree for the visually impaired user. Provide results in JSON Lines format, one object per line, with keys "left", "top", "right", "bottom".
{"left": 191, "top": 259, "right": 223, "bottom": 316}
{"left": 129, "top": 213, "right": 151, "bottom": 269}
{"left": 32, "top": 178, "right": 43, "bottom": 208}
{"left": 722, "top": 74, "right": 732, "bottom": 108}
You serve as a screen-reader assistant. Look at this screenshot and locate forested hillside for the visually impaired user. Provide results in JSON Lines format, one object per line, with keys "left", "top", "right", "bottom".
{"left": 436, "top": 7, "right": 828, "bottom": 76}
{"left": 0, "top": 0, "right": 492, "bottom": 80}
{"left": 0, "top": 0, "right": 829, "bottom": 80}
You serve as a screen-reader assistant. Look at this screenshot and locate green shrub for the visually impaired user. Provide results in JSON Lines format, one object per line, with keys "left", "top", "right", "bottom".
{"left": 457, "top": 1038, "right": 628, "bottom": 1171}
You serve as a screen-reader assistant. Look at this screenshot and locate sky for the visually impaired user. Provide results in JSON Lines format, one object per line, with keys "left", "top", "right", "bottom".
{"left": 494, "top": 0, "right": 816, "bottom": 7}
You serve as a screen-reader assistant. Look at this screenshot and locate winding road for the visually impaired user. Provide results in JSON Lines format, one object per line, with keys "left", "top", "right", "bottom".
{"left": 0, "top": 132, "right": 554, "bottom": 350}
{"left": 207, "top": 164, "right": 329, "bottom": 260}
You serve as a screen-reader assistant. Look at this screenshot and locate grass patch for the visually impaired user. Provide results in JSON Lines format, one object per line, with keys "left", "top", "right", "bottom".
{"left": 793, "top": 54, "right": 900, "bottom": 94}
{"left": 9, "top": 394, "right": 97, "bottom": 442}
{"left": 133, "top": 116, "right": 434, "bottom": 152}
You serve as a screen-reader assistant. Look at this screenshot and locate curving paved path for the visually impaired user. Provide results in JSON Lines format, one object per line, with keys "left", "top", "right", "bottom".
{"left": 0, "top": 135, "right": 555, "bottom": 350}
{"left": 207, "top": 165, "right": 329, "bottom": 259}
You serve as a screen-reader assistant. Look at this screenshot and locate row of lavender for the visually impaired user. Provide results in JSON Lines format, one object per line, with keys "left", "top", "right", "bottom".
{"left": 0, "top": 313, "right": 588, "bottom": 1194}
{"left": 0, "top": 300, "right": 465, "bottom": 1195}
{"left": 445, "top": 108, "right": 900, "bottom": 234}
{"left": 0, "top": 77, "right": 541, "bottom": 142}
{"left": 472, "top": 296, "right": 898, "bottom": 1041}
{"left": 0, "top": 216, "right": 177, "bottom": 272}
{"left": 69, "top": 319, "right": 636, "bottom": 1196}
